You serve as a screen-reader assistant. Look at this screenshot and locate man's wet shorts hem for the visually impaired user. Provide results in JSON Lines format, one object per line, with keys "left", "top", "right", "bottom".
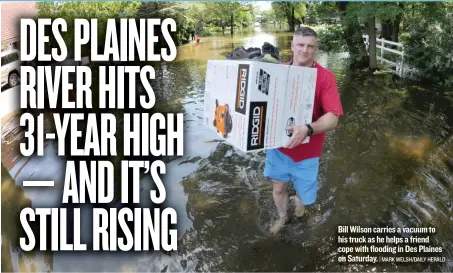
{"left": 264, "top": 148, "right": 319, "bottom": 205}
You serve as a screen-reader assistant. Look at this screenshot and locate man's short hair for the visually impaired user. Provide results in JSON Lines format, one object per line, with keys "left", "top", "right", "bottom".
{"left": 293, "top": 27, "right": 317, "bottom": 38}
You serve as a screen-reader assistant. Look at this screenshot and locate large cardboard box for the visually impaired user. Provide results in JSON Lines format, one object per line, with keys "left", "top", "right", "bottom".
{"left": 203, "top": 60, "right": 317, "bottom": 152}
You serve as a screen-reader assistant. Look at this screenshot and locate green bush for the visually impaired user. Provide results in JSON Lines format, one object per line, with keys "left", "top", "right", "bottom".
{"left": 402, "top": 6, "right": 453, "bottom": 87}
{"left": 317, "top": 24, "right": 347, "bottom": 52}
{"left": 199, "top": 24, "right": 222, "bottom": 36}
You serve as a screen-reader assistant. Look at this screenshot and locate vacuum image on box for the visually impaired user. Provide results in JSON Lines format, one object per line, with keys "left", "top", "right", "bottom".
{"left": 213, "top": 99, "right": 233, "bottom": 138}
{"left": 286, "top": 117, "right": 295, "bottom": 137}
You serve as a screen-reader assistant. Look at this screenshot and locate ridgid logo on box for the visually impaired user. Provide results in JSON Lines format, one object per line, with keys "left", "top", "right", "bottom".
{"left": 247, "top": 101, "right": 267, "bottom": 150}
{"left": 235, "top": 64, "right": 249, "bottom": 115}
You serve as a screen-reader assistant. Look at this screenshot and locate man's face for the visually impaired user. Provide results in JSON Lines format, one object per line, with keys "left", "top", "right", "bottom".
{"left": 291, "top": 35, "right": 317, "bottom": 66}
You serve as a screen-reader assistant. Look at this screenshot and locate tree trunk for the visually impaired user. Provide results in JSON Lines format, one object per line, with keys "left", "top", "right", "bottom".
{"left": 381, "top": 20, "right": 393, "bottom": 40}
{"left": 286, "top": 5, "right": 295, "bottom": 31}
{"left": 392, "top": 22, "right": 400, "bottom": 43}
{"left": 367, "top": 16, "right": 377, "bottom": 71}
{"left": 337, "top": 1, "right": 369, "bottom": 69}
{"left": 392, "top": 6, "right": 403, "bottom": 43}
{"left": 230, "top": 13, "right": 234, "bottom": 36}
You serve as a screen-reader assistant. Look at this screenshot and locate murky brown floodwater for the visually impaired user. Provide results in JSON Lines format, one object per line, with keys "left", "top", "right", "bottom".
{"left": 2, "top": 26, "right": 453, "bottom": 272}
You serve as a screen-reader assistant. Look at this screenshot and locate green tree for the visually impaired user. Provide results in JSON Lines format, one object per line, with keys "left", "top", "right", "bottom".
{"left": 271, "top": 2, "right": 307, "bottom": 31}
{"left": 306, "top": 2, "right": 338, "bottom": 24}
{"left": 337, "top": 1, "right": 369, "bottom": 69}
{"left": 260, "top": 9, "right": 276, "bottom": 25}
{"left": 345, "top": 2, "right": 404, "bottom": 70}
{"left": 137, "top": 2, "right": 198, "bottom": 45}
{"left": 380, "top": 3, "right": 404, "bottom": 42}
{"left": 37, "top": 2, "right": 141, "bottom": 55}
{"left": 402, "top": 2, "right": 453, "bottom": 86}
{"left": 204, "top": 2, "right": 252, "bottom": 35}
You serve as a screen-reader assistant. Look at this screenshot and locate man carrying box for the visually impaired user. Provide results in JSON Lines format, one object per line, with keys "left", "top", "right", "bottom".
{"left": 265, "top": 27, "right": 344, "bottom": 234}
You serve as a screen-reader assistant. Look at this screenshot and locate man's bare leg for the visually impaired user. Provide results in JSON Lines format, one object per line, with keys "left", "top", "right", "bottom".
{"left": 294, "top": 195, "right": 306, "bottom": 218}
{"left": 269, "top": 180, "right": 289, "bottom": 234}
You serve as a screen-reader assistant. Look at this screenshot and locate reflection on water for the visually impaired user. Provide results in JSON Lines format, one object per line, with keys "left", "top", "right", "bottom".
{"left": 2, "top": 27, "right": 453, "bottom": 272}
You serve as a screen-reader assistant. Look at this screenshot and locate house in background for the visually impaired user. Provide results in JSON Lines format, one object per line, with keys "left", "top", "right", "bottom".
{"left": 1, "top": 2, "right": 37, "bottom": 51}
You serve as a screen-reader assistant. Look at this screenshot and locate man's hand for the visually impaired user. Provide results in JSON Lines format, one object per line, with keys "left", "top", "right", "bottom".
{"left": 283, "top": 125, "right": 308, "bottom": 149}
{"left": 282, "top": 112, "right": 340, "bottom": 149}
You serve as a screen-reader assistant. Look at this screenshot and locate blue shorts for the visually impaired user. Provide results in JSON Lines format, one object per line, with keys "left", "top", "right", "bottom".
{"left": 264, "top": 148, "right": 319, "bottom": 205}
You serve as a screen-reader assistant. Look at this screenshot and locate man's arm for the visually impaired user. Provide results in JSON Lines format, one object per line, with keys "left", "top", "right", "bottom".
{"left": 283, "top": 112, "right": 339, "bottom": 149}
{"left": 310, "top": 112, "right": 339, "bottom": 135}
{"left": 284, "top": 70, "right": 343, "bottom": 149}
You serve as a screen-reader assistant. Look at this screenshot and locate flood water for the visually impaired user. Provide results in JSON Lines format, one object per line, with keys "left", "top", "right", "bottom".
{"left": 2, "top": 27, "right": 453, "bottom": 272}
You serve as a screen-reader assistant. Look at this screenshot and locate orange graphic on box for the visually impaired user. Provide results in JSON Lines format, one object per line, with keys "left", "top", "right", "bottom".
{"left": 213, "top": 99, "right": 233, "bottom": 138}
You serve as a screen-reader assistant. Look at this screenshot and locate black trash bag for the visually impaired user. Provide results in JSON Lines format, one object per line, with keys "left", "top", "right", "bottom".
{"left": 225, "top": 42, "right": 282, "bottom": 64}
{"left": 261, "top": 42, "right": 281, "bottom": 61}
{"left": 226, "top": 46, "right": 249, "bottom": 60}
